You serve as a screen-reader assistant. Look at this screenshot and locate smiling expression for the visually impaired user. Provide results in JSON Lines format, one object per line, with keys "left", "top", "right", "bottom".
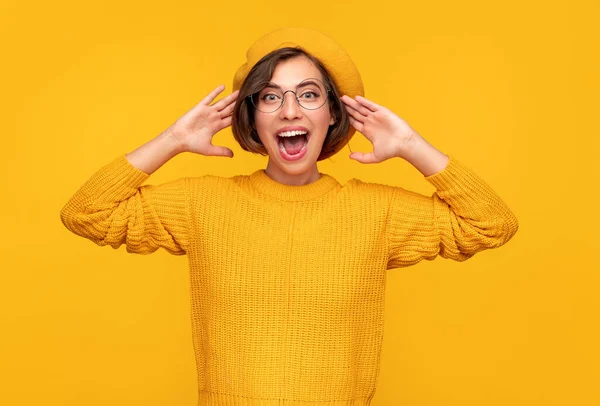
{"left": 253, "top": 55, "right": 335, "bottom": 185}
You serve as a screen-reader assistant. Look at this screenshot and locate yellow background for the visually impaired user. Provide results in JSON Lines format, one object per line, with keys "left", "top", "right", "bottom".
{"left": 1, "top": 0, "right": 598, "bottom": 405}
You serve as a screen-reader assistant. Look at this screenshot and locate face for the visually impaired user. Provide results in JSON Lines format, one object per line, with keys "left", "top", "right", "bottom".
{"left": 253, "top": 55, "right": 335, "bottom": 185}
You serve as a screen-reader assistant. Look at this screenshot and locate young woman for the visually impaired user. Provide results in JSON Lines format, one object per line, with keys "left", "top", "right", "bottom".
{"left": 61, "top": 27, "right": 518, "bottom": 405}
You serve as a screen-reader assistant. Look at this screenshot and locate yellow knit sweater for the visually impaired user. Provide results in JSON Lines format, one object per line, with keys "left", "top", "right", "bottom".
{"left": 60, "top": 154, "right": 518, "bottom": 405}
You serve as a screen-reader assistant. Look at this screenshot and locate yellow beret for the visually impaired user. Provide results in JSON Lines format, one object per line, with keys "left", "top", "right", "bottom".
{"left": 233, "top": 26, "right": 364, "bottom": 99}
{"left": 232, "top": 27, "right": 364, "bottom": 152}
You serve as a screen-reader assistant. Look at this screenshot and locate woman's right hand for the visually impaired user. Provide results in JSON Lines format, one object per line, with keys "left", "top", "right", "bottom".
{"left": 167, "top": 85, "right": 240, "bottom": 157}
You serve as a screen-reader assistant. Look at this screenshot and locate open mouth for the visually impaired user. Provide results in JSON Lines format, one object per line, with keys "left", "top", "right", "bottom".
{"left": 276, "top": 130, "right": 310, "bottom": 156}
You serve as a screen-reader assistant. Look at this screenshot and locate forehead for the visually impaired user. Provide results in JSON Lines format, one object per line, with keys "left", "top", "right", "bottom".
{"left": 268, "top": 56, "right": 324, "bottom": 88}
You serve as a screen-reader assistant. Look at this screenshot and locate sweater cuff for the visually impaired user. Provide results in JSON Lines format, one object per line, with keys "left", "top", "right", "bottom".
{"left": 424, "top": 156, "right": 482, "bottom": 192}
{"left": 83, "top": 154, "right": 151, "bottom": 202}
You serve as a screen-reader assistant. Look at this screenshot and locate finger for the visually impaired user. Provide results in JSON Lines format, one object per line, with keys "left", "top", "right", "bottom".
{"left": 217, "top": 115, "right": 233, "bottom": 131}
{"left": 349, "top": 151, "right": 378, "bottom": 164}
{"left": 221, "top": 115, "right": 233, "bottom": 127}
{"left": 214, "top": 89, "right": 240, "bottom": 110}
{"left": 348, "top": 116, "right": 363, "bottom": 133}
{"left": 341, "top": 95, "right": 368, "bottom": 117}
{"left": 219, "top": 101, "right": 236, "bottom": 118}
{"left": 341, "top": 95, "right": 370, "bottom": 117}
{"left": 355, "top": 95, "right": 379, "bottom": 113}
{"left": 344, "top": 102, "right": 368, "bottom": 122}
{"left": 206, "top": 144, "right": 234, "bottom": 158}
{"left": 200, "top": 84, "right": 226, "bottom": 106}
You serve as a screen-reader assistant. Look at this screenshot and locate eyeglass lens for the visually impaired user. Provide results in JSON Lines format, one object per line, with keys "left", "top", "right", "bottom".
{"left": 251, "top": 78, "right": 329, "bottom": 113}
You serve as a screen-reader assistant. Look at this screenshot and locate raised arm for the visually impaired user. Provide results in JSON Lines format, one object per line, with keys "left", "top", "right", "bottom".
{"left": 339, "top": 94, "right": 518, "bottom": 268}
{"left": 60, "top": 84, "right": 240, "bottom": 255}
{"left": 385, "top": 156, "right": 519, "bottom": 268}
{"left": 59, "top": 135, "right": 191, "bottom": 255}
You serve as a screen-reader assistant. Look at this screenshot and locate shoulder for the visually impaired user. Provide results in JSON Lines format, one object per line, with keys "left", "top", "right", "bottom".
{"left": 345, "top": 177, "right": 396, "bottom": 192}
{"left": 342, "top": 177, "right": 401, "bottom": 198}
{"left": 342, "top": 177, "right": 430, "bottom": 207}
{"left": 185, "top": 172, "right": 258, "bottom": 198}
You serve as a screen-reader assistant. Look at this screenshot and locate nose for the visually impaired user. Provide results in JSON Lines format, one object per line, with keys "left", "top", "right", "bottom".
{"left": 278, "top": 90, "right": 302, "bottom": 120}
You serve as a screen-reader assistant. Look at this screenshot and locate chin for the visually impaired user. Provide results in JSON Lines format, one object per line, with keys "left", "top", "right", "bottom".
{"left": 280, "top": 162, "right": 312, "bottom": 173}
{"left": 275, "top": 156, "right": 313, "bottom": 170}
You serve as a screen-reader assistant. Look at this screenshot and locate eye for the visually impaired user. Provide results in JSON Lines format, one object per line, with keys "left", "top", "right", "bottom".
{"left": 300, "top": 91, "right": 319, "bottom": 99}
{"left": 261, "top": 93, "right": 281, "bottom": 102}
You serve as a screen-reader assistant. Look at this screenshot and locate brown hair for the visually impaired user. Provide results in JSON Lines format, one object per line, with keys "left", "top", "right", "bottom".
{"left": 231, "top": 47, "right": 351, "bottom": 161}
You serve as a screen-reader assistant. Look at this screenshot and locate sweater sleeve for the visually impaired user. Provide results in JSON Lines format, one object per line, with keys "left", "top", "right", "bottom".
{"left": 59, "top": 154, "right": 190, "bottom": 255}
{"left": 386, "top": 156, "right": 518, "bottom": 269}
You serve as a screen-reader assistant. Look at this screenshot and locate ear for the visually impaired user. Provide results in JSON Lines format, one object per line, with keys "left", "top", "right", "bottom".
{"left": 329, "top": 115, "right": 336, "bottom": 126}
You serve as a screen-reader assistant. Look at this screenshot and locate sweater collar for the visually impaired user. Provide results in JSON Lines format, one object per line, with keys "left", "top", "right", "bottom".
{"left": 248, "top": 169, "right": 340, "bottom": 201}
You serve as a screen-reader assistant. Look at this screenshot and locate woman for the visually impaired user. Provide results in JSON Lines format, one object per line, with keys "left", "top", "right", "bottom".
{"left": 60, "top": 27, "right": 518, "bottom": 405}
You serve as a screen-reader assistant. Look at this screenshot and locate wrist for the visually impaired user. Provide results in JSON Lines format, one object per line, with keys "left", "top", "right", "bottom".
{"left": 161, "top": 128, "right": 187, "bottom": 156}
{"left": 399, "top": 134, "right": 449, "bottom": 176}
{"left": 395, "top": 131, "right": 423, "bottom": 161}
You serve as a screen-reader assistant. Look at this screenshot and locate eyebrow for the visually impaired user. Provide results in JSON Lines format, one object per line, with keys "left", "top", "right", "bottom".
{"left": 264, "top": 80, "right": 322, "bottom": 90}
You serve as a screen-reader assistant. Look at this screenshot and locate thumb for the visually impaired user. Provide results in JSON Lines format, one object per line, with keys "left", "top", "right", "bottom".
{"left": 205, "top": 145, "right": 234, "bottom": 158}
{"left": 349, "top": 152, "right": 377, "bottom": 164}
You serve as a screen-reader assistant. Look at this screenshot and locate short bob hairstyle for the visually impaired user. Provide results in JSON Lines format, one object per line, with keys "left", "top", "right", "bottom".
{"left": 231, "top": 47, "right": 352, "bottom": 161}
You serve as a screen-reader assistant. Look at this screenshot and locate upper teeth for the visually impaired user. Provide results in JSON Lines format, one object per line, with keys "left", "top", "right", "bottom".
{"left": 277, "top": 130, "right": 308, "bottom": 137}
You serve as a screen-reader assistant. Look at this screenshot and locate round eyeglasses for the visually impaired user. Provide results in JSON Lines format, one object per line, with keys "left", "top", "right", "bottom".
{"left": 248, "top": 78, "right": 330, "bottom": 113}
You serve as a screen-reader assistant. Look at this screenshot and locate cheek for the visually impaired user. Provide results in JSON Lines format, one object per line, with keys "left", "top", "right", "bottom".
{"left": 313, "top": 111, "right": 333, "bottom": 134}
{"left": 253, "top": 114, "right": 271, "bottom": 143}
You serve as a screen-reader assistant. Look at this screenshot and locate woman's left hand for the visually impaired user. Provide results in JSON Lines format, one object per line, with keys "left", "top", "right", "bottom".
{"left": 341, "top": 95, "right": 420, "bottom": 164}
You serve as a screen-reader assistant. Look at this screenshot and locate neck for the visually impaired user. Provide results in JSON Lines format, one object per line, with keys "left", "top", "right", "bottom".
{"left": 265, "top": 160, "right": 321, "bottom": 186}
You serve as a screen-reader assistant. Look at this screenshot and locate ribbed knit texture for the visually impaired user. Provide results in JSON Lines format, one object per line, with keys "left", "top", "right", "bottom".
{"left": 60, "top": 154, "right": 518, "bottom": 405}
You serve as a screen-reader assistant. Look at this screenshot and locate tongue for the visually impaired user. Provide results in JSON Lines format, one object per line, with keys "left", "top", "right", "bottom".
{"left": 282, "top": 135, "right": 306, "bottom": 155}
